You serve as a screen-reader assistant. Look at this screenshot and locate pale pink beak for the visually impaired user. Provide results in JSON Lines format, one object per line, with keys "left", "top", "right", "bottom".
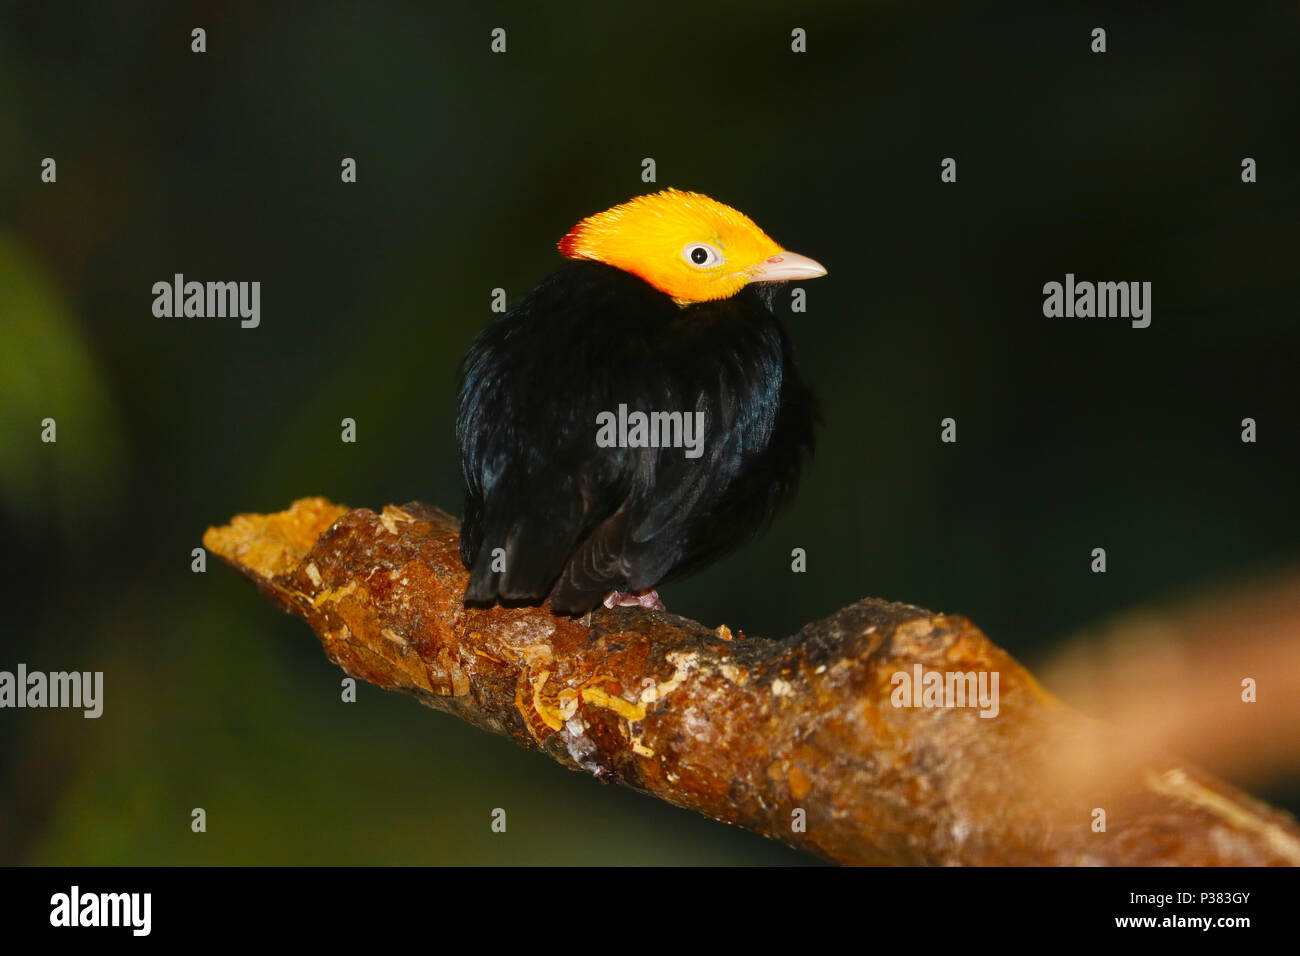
{"left": 749, "top": 251, "right": 828, "bottom": 283}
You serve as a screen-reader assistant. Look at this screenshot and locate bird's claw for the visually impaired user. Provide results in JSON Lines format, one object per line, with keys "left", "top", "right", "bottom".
{"left": 602, "top": 589, "right": 666, "bottom": 611}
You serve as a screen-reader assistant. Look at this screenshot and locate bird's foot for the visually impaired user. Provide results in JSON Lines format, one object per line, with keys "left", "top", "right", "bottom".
{"left": 602, "top": 589, "right": 666, "bottom": 611}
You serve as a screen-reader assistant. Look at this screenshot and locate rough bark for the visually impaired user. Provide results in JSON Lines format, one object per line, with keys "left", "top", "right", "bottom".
{"left": 203, "top": 497, "right": 1300, "bottom": 865}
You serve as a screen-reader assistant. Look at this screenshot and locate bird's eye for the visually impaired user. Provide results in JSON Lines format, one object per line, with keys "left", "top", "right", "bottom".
{"left": 682, "top": 243, "right": 723, "bottom": 269}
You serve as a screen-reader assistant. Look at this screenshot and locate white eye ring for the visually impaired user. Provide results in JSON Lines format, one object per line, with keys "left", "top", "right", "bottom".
{"left": 682, "top": 242, "right": 724, "bottom": 269}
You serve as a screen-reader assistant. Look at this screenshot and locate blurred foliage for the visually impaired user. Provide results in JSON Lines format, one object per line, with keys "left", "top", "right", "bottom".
{"left": 0, "top": 0, "right": 1296, "bottom": 864}
{"left": 0, "top": 234, "right": 125, "bottom": 534}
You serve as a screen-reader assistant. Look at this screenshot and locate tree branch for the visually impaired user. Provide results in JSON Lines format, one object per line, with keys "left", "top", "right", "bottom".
{"left": 203, "top": 497, "right": 1300, "bottom": 865}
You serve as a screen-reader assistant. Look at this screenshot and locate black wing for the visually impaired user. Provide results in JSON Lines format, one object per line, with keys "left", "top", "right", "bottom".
{"left": 457, "top": 261, "right": 814, "bottom": 614}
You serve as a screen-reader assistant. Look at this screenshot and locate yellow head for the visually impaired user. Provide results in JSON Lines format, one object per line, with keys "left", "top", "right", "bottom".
{"left": 558, "top": 188, "right": 826, "bottom": 306}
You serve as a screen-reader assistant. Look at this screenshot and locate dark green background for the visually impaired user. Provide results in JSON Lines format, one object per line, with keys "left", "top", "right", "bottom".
{"left": 1, "top": 1, "right": 1296, "bottom": 864}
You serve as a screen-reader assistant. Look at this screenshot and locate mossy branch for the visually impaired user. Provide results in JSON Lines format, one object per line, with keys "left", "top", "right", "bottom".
{"left": 203, "top": 497, "right": 1300, "bottom": 865}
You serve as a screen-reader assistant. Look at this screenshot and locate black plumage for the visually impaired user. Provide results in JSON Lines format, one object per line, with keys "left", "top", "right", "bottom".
{"left": 457, "top": 259, "right": 818, "bottom": 615}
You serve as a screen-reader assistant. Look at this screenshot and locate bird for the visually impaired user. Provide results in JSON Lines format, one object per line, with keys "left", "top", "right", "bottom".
{"left": 456, "top": 188, "right": 825, "bottom": 616}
